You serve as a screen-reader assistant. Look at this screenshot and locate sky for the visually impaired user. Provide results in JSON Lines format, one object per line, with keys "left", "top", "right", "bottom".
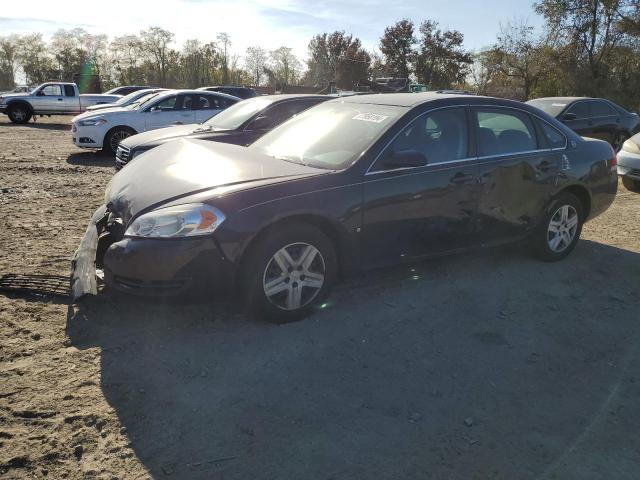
{"left": 0, "top": 0, "right": 544, "bottom": 59}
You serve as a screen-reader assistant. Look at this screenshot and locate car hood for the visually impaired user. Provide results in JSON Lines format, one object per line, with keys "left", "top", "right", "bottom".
{"left": 105, "top": 138, "right": 326, "bottom": 222}
{"left": 121, "top": 124, "right": 224, "bottom": 149}
{"left": 73, "top": 107, "right": 132, "bottom": 122}
{"left": 0, "top": 92, "right": 29, "bottom": 101}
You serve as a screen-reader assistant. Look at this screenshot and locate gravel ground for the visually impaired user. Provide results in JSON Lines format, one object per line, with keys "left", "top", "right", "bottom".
{"left": 1, "top": 116, "right": 639, "bottom": 480}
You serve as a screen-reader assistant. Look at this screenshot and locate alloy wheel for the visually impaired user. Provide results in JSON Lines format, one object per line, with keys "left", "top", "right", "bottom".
{"left": 12, "top": 108, "right": 26, "bottom": 121}
{"left": 110, "top": 130, "right": 131, "bottom": 152}
{"left": 547, "top": 205, "right": 579, "bottom": 253}
{"left": 262, "top": 242, "right": 326, "bottom": 311}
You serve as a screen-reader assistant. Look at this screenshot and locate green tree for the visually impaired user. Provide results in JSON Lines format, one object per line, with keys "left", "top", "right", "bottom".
{"left": 379, "top": 19, "right": 415, "bottom": 78}
{"left": 415, "top": 20, "right": 472, "bottom": 89}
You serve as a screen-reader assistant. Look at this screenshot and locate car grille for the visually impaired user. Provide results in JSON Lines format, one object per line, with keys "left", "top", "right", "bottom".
{"left": 115, "top": 145, "right": 131, "bottom": 170}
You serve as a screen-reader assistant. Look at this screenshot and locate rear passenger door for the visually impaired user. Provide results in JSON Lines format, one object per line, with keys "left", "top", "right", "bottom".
{"left": 361, "top": 106, "right": 480, "bottom": 267}
{"left": 194, "top": 94, "right": 234, "bottom": 123}
{"left": 62, "top": 84, "right": 79, "bottom": 112}
{"left": 144, "top": 94, "right": 196, "bottom": 130}
{"left": 473, "top": 107, "right": 562, "bottom": 244}
{"left": 561, "top": 101, "right": 593, "bottom": 137}
{"left": 587, "top": 100, "right": 619, "bottom": 144}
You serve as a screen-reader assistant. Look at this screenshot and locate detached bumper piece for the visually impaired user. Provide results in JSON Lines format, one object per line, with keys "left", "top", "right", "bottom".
{"left": 70, "top": 206, "right": 107, "bottom": 301}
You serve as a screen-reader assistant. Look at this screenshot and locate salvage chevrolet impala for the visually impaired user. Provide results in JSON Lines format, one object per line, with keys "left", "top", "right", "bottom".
{"left": 71, "top": 93, "right": 618, "bottom": 322}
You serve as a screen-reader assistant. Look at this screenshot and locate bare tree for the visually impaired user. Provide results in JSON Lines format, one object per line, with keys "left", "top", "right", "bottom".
{"left": 217, "top": 33, "right": 231, "bottom": 84}
{"left": 245, "top": 46, "right": 268, "bottom": 86}
{"left": 140, "top": 26, "right": 175, "bottom": 86}
{"left": 270, "top": 47, "right": 302, "bottom": 86}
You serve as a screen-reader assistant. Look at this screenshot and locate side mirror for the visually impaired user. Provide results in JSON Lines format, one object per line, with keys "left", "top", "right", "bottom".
{"left": 383, "top": 149, "right": 427, "bottom": 169}
{"left": 562, "top": 112, "right": 577, "bottom": 121}
{"left": 36, "top": 90, "right": 45, "bottom": 96}
{"left": 249, "top": 115, "right": 272, "bottom": 130}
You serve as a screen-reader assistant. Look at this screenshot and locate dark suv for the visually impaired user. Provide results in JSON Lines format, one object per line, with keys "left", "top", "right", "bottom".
{"left": 527, "top": 97, "right": 640, "bottom": 151}
{"left": 197, "top": 86, "right": 257, "bottom": 99}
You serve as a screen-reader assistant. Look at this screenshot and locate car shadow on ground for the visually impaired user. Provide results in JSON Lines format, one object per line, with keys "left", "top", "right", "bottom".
{"left": 66, "top": 151, "right": 114, "bottom": 167}
{"left": 65, "top": 241, "right": 640, "bottom": 479}
{"left": 2, "top": 120, "right": 71, "bottom": 131}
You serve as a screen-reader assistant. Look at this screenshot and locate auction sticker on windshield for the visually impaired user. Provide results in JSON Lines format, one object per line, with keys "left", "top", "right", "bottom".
{"left": 352, "top": 113, "right": 389, "bottom": 123}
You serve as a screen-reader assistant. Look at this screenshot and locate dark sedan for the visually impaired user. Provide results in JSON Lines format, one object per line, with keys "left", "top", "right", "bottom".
{"left": 72, "top": 93, "right": 617, "bottom": 322}
{"left": 115, "top": 94, "right": 328, "bottom": 170}
{"left": 526, "top": 97, "right": 640, "bottom": 151}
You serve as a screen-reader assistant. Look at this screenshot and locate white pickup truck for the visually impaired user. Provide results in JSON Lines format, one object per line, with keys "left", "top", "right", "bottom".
{"left": 0, "top": 82, "right": 121, "bottom": 124}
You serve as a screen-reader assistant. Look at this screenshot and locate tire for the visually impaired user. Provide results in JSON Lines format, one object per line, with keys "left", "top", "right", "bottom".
{"left": 7, "top": 103, "right": 32, "bottom": 124}
{"left": 622, "top": 177, "right": 640, "bottom": 192}
{"left": 103, "top": 127, "right": 135, "bottom": 155}
{"left": 612, "top": 133, "right": 629, "bottom": 152}
{"left": 242, "top": 223, "right": 338, "bottom": 323}
{"left": 531, "top": 192, "right": 585, "bottom": 262}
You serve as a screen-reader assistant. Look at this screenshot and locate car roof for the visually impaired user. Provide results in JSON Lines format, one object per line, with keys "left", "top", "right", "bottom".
{"left": 330, "top": 92, "right": 514, "bottom": 108}
{"left": 528, "top": 97, "right": 590, "bottom": 103}
{"left": 151, "top": 89, "right": 241, "bottom": 100}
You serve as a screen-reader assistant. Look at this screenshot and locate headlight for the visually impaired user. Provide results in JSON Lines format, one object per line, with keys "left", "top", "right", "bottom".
{"left": 124, "top": 204, "right": 226, "bottom": 238}
{"left": 78, "top": 118, "right": 107, "bottom": 126}
{"left": 622, "top": 139, "right": 640, "bottom": 155}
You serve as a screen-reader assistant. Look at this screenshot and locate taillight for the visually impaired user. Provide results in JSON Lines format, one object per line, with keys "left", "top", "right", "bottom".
{"left": 609, "top": 145, "right": 617, "bottom": 170}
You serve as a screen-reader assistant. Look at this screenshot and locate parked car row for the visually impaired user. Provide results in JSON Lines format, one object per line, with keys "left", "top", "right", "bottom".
{"left": 71, "top": 89, "right": 240, "bottom": 154}
{"left": 71, "top": 92, "right": 619, "bottom": 322}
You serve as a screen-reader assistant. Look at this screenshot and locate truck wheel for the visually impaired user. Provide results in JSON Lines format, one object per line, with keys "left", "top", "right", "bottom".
{"left": 7, "top": 104, "right": 32, "bottom": 124}
{"left": 103, "top": 127, "right": 135, "bottom": 155}
{"left": 622, "top": 177, "right": 640, "bottom": 192}
{"left": 242, "top": 224, "right": 337, "bottom": 323}
{"left": 531, "top": 192, "right": 584, "bottom": 262}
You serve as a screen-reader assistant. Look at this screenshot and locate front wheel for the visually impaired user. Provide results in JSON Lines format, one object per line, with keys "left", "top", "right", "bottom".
{"left": 242, "top": 224, "right": 337, "bottom": 323}
{"left": 7, "top": 104, "right": 32, "bottom": 124}
{"left": 622, "top": 177, "right": 640, "bottom": 192}
{"left": 531, "top": 192, "right": 584, "bottom": 262}
{"left": 103, "top": 127, "right": 134, "bottom": 155}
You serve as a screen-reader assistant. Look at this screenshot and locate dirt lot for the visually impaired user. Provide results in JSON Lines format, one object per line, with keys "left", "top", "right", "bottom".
{"left": 0, "top": 116, "right": 639, "bottom": 480}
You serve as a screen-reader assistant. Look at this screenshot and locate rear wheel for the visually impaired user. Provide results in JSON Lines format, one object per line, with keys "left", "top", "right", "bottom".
{"left": 242, "top": 224, "right": 337, "bottom": 323}
{"left": 103, "top": 127, "right": 135, "bottom": 155}
{"left": 622, "top": 177, "right": 640, "bottom": 192}
{"left": 531, "top": 192, "right": 584, "bottom": 262}
{"left": 7, "top": 103, "right": 32, "bottom": 124}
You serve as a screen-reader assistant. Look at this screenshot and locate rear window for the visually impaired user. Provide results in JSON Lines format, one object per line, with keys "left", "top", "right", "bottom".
{"left": 589, "top": 100, "right": 615, "bottom": 117}
{"left": 538, "top": 120, "right": 567, "bottom": 149}
{"left": 475, "top": 108, "right": 537, "bottom": 156}
{"left": 526, "top": 99, "right": 568, "bottom": 118}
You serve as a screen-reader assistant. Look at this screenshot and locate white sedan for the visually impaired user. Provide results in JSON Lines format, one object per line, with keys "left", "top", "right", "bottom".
{"left": 71, "top": 89, "right": 240, "bottom": 154}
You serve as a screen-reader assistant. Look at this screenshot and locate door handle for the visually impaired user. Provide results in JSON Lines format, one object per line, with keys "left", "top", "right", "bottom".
{"left": 450, "top": 172, "right": 475, "bottom": 184}
{"left": 58, "top": 98, "right": 63, "bottom": 101}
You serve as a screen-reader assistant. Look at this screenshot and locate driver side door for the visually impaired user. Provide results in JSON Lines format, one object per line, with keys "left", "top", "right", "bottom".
{"left": 361, "top": 106, "right": 481, "bottom": 268}
{"left": 32, "top": 84, "right": 65, "bottom": 113}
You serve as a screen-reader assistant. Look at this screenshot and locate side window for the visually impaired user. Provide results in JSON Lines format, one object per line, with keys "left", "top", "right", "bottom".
{"left": 565, "top": 101, "right": 590, "bottom": 119}
{"left": 590, "top": 100, "right": 615, "bottom": 117}
{"left": 41, "top": 85, "right": 62, "bottom": 96}
{"left": 538, "top": 120, "right": 567, "bottom": 149}
{"left": 374, "top": 107, "right": 468, "bottom": 170}
{"left": 195, "top": 95, "right": 215, "bottom": 110}
{"left": 152, "top": 96, "right": 177, "bottom": 111}
{"left": 216, "top": 96, "right": 236, "bottom": 109}
{"left": 476, "top": 108, "right": 537, "bottom": 156}
{"left": 64, "top": 85, "right": 76, "bottom": 97}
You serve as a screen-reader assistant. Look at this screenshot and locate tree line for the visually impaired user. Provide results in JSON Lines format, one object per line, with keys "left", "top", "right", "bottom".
{"left": 1, "top": 1, "right": 640, "bottom": 109}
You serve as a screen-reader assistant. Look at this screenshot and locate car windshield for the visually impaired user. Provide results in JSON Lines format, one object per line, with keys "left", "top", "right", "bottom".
{"left": 250, "top": 101, "right": 404, "bottom": 170}
{"left": 203, "top": 96, "right": 275, "bottom": 129}
{"left": 127, "top": 92, "right": 163, "bottom": 110}
{"left": 115, "top": 90, "right": 151, "bottom": 105}
{"left": 526, "top": 99, "right": 569, "bottom": 117}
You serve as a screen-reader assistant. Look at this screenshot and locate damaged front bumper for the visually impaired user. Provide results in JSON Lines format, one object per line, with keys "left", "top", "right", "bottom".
{"left": 70, "top": 205, "right": 108, "bottom": 301}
